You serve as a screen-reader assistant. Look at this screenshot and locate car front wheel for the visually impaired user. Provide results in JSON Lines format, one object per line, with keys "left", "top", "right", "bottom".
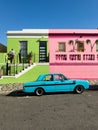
{"left": 35, "top": 88, "right": 44, "bottom": 96}
{"left": 75, "top": 85, "right": 84, "bottom": 94}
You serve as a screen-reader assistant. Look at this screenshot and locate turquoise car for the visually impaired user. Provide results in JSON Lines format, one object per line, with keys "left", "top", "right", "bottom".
{"left": 23, "top": 73, "right": 89, "bottom": 96}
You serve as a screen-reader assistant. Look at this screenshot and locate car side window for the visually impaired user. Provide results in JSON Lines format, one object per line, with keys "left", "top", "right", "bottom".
{"left": 59, "top": 74, "right": 67, "bottom": 80}
{"left": 54, "top": 74, "right": 61, "bottom": 81}
{"left": 54, "top": 74, "right": 66, "bottom": 81}
{"left": 43, "top": 75, "right": 53, "bottom": 81}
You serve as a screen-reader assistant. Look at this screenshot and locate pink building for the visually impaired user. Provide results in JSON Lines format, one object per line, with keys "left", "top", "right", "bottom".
{"left": 49, "top": 29, "right": 98, "bottom": 80}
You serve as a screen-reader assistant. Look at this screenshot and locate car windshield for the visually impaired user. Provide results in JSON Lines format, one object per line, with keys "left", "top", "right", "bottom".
{"left": 37, "top": 74, "right": 49, "bottom": 81}
{"left": 61, "top": 74, "right": 69, "bottom": 80}
{"left": 36, "top": 75, "right": 43, "bottom": 81}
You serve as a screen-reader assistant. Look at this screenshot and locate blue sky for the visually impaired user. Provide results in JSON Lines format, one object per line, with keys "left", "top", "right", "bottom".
{"left": 0, "top": 0, "right": 98, "bottom": 45}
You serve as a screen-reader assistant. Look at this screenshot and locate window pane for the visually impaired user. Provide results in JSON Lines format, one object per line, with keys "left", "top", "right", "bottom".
{"left": 77, "top": 42, "right": 84, "bottom": 52}
{"left": 58, "top": 43, "right": 66, "bottom": 52}
{"left": 43, "top": 75, "right": 53, "bottom": 81}
{"left": 20, "top": 41, "right": 27, "bottom": 56}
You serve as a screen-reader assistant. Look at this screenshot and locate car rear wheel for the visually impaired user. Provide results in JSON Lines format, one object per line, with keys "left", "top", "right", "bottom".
{"left": 75, "top": 85, "right": 84, "bottom": 94}
{"left": 35, "top": 88, "right": 44, "bottom": 96}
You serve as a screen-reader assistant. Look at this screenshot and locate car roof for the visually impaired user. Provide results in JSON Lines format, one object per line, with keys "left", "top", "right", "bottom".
{"left": 40, "top": 73, "right": 62, "bottom": 76}
{"left": 37, "top": 73, "right": 67, "bottom": 81}
{"left": 38, "top": 73, "right": 63, "bottom": 79}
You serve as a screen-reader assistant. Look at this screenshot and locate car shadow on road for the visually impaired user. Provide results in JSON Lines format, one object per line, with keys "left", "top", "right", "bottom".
{"left": 6, "top": 85, "right": 98, "bottom": 97}
{"left": 6, "top": 90, "right": 35, "bottom": 97}
{"left": 89, "top": 85, "right": 98, "bottom": 91}
{"left": 6, "top": 90, "right": 74, "bottom": 97}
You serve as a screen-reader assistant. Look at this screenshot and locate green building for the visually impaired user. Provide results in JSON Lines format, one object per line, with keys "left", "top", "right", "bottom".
{"left": 0, "top": 43, "right": 7, "bottom": 63}
{"left": 6, "top": 29, "right": 49, "bottom": 63}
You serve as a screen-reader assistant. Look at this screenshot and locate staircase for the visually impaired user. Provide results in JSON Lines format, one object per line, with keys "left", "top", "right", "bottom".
{"left": 15, "top": 63, "right": 36, "bottom": 78}
{"left": 0, "top": 63, "right": 49, "bottom": 79}
{"left": 0, "top": 63, "right": 36, "bottom": 79}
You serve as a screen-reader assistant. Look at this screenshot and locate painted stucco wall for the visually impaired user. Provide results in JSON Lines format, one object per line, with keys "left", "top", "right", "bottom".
{"left": 7, "top": 29, "right": 49, "bottom": 63}
{"left": 49, "top": 29, "right": 98, "bottom": 79}
{"left": 6, "top": 29, "right": 98, "bottom": 79}
{"left": 7, "top": 38, "right": 48, "bottom": 63}
{"left": 49, "top": 38, "right": 98, "bottom": 62}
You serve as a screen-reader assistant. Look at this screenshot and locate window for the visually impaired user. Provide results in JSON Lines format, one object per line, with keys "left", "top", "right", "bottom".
{"left": 77, "top": 41, "right": 84, "bottom": 52}
{"left": 54, "top": 74, "right": 67, "bottom": 81}
{"left": 58, "top": 42, "right": 66, "bottom": 52}
{"left": 43, "top": 75, "right": 53, "bottom": 81}
{"left": 20, "top": 41, "right": 28, "bottom": 56}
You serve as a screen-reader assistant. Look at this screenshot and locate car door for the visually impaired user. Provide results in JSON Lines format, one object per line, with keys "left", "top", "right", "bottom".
{"left": 53, "top": 74, "right": 75, "bottom": 92}
{"left": 42, "top": 74, "right": 56, "bottom": 92}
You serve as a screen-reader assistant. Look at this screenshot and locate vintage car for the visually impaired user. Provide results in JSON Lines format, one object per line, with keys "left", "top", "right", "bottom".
{"left": 23, "top": 73, "right": 89, "bottom": 96}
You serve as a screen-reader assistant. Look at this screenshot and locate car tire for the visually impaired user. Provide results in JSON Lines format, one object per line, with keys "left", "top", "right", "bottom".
{"left": 35, "top": 88, "right": 44, "bottom": 96}
{"left": 75, "top": 85, "right": 84, "bottom": 94}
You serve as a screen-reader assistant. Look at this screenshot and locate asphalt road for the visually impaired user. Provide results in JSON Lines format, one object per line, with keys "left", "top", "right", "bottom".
{"left": 0, "top": 90, "right": 98, "bottom": 130}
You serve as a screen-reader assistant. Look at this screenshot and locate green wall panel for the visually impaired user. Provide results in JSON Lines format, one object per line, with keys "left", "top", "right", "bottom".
{"left": 7, "top": 38, "right": 48, "bottom": 63}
